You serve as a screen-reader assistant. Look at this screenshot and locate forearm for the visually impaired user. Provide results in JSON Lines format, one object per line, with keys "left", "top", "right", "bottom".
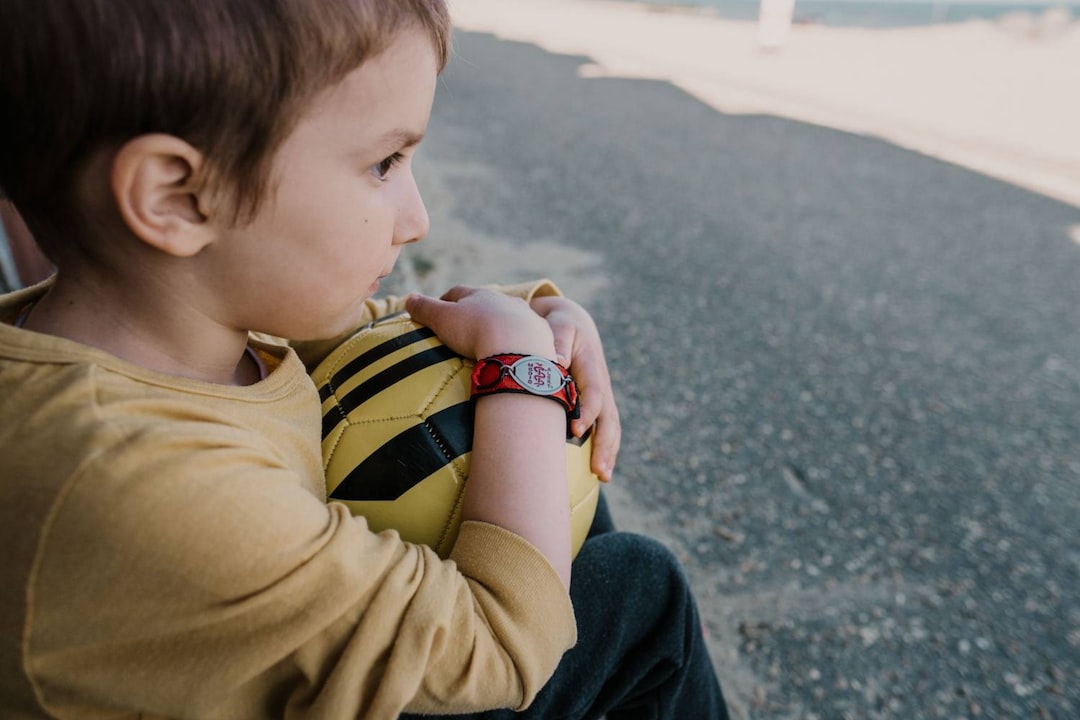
{"left": 403, "top": 289, "right": 574, "bottom": 586}
{"left": 465, "top": 392, "right": 572, "bottom": 587}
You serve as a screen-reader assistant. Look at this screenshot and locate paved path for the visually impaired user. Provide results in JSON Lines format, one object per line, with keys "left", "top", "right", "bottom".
{"left": 388, "top": 30, "right": 1080, "bottom": 719}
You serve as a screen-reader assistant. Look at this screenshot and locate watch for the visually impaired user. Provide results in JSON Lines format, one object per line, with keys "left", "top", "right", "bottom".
{"left": 471, "top": 354, "right": 580, "bottom": 419}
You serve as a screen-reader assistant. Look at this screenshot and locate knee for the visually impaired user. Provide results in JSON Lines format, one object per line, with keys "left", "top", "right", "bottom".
{"left": 572, "top": 532, "right": 693, "bottom": 613}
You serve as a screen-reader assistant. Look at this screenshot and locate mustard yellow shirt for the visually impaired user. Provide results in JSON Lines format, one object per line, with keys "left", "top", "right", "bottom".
{"left": 0, "top": 279, "right": 575, "bottom": 720}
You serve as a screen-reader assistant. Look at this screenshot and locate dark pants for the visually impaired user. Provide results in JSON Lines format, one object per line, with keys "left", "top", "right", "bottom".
{"left": 402, "top": 492, "right": 731, "bottom": 719}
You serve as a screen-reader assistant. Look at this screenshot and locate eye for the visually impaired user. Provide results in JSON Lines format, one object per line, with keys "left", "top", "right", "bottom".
{"left": 372, "top": 152, "right": 404, "bottom": 181}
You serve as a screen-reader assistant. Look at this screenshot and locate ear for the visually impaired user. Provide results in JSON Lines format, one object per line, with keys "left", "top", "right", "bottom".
{"left": 110, "top": 134, "right": 216, "bottom": 258}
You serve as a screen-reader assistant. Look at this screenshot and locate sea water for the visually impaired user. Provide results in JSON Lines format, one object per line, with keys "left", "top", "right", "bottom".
{"left": 618, "top": 0, "right": 1078, "bottom": 28}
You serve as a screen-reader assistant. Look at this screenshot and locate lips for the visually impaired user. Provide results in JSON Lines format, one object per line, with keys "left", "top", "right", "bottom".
{"left": 370, "top": 269, "right": 393, "bottom": 292}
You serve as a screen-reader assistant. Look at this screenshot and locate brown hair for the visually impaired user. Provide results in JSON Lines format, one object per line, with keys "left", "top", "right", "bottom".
{"left": 0, "top": 0, "right": 451, "bottom": 246}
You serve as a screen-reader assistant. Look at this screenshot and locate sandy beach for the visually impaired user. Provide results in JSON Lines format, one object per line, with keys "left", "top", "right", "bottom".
{"left": 447, "top": 0, "right": 1080, "bottom": 208}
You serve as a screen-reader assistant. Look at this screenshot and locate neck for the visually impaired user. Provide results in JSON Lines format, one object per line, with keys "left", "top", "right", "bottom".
{"left": 23, "top": 270, "right": 258, "bottom": 386}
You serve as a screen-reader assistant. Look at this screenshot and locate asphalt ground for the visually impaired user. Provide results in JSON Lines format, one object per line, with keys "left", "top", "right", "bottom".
{"left": 384, "top": 30, "right": 1080, "bottom": 719}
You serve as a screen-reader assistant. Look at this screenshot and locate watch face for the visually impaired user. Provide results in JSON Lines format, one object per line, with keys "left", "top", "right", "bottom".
{"left": 509, "top": 356, "right": 564, "bottom": 396}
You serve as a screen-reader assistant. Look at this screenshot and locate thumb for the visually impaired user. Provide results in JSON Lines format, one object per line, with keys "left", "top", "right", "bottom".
{"left": 404, "top": 293, "right": 432, "bottom": 321}
{"left": 404, "top": 293, "right": 452, "bottom": 327}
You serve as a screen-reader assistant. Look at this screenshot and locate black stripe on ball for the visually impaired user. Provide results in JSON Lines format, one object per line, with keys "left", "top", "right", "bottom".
{"left": 328, "top": 401, "right": 474, "bottom": 501}
{"left": 321, "top": 344, "right": 461, "bottom": 440}
{"left": 319, "top": 326, "right": 438, "bottom": 405}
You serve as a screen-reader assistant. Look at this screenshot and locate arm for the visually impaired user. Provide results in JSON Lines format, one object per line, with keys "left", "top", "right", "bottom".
{"left": 27, "top": 450, "right": 574, "bottom": 717}
{"left": 405, "top": 290, "right": 572, "bottom": 586}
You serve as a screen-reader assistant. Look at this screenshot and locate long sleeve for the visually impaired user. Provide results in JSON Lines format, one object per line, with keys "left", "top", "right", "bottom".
{"left": 28, "top": 469, "right": 575, "bottom": 718}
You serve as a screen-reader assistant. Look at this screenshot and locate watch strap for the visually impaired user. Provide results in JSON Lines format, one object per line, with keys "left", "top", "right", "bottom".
{"left": 471, "top": 354, "right": 580, "bottom": 419}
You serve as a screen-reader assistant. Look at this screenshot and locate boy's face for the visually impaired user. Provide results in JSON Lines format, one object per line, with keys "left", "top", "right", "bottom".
{"left": 205, "top": 26, "right": 437, "bottom": 341}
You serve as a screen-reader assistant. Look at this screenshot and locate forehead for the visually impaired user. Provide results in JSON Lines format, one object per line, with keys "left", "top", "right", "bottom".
{"left": 288, "top": 27, "right": 439, "bottom": 154}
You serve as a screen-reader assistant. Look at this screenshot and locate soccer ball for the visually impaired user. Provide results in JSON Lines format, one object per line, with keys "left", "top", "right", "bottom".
{"left": 312, "top": 312, "right": 600, "bottom": 559}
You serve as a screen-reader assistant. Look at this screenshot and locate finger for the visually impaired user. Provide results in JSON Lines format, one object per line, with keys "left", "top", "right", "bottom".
{"left": 571, "top": 373, "right": 603, "bottom": 438}
{"left": 404, "top": 293, "right": 453, "bottom": 326}
{"left": 546, "top": 313, "right": 577, "bottom": 366}
{"left": 439, "top": 285, "right": 478, "bottom": 302}
{"left": 568, "top": 350, "right": 621, "bottom": 481}
{"left": 589, "top": 403, "right": 621, "bottom": 483}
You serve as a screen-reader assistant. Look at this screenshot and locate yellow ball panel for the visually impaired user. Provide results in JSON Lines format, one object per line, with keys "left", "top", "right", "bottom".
{"left": 322, "top": 415, "right": 418, "bottom": 483}
{"left": 338, "top": 454, "right": 471, "bottom": 555}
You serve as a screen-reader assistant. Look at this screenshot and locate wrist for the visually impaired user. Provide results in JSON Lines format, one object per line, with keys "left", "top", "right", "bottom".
{"left": 471, "top": 353, "right": 580, "bottom": 421}
{"left": 474, "top": 330, "right": 555, "bottom": 361}
{"left": 478, "top": 343, "right": 556, "bottom": 362}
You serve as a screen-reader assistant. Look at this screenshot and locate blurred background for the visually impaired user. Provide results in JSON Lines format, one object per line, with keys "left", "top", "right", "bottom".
{"left": 383, "top": 1, "right": 1080, "bottom": 717}
{"left": 611, "top": 0, "right": 1076, "bottom": 27}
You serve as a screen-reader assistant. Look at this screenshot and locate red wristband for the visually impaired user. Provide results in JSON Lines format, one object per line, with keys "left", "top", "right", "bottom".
{"left": 471, "top": 354, "right": 580, "bottom": 420}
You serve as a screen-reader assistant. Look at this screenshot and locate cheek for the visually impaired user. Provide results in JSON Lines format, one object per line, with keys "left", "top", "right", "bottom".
{"left": 350, "top": 210, "right": 396, "bottom": 250}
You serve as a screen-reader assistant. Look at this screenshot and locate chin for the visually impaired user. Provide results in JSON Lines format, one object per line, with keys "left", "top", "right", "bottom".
{"left": 328, "top": 301, "right": 374, "bottom": 337}
{"left": 259, "top": 309, "right": 355, "bottom": 344}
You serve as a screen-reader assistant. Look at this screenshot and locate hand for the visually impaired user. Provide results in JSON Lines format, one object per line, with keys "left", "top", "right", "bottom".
{"left": 404, "top": 287, "right": 555, "bottom": 362}
{"left": 529, "top": 296, "right": 620, "bottom": 483}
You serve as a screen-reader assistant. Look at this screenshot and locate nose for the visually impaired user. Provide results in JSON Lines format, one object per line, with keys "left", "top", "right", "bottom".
{"left": 393, "top": 170, "right": 429, "bottom": 246}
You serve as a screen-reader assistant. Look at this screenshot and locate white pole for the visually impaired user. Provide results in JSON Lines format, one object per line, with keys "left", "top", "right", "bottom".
{"left": 758, "top": 0, "right": 797, "bottom": 51}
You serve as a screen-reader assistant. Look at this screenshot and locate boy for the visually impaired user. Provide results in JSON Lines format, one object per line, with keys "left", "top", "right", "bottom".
{"left": 0, "top": 1, "right": 729, "bottom": 718}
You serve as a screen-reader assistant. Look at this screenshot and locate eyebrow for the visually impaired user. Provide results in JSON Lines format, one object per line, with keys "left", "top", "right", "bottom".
{"left": 375, "top": 128, "right": 425, "bottom": 152}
